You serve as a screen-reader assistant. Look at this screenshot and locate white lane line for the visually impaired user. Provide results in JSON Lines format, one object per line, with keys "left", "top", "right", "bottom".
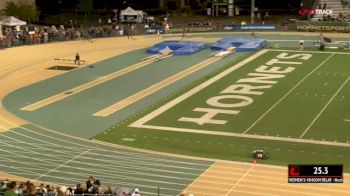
{"left": 224, "top": 165, "right": 255, "bottom": 196}
{"left": 0, "top": 133, "right": 209, "bottom": 173}
{"left": 2, "top": 170, "right": 181, "bottom": 194}
{"left": 300, "top": 75, "right": 350, "bottom": 138}
{"left": 243, "top": 53, "right": 334, "bottom": 134}
{"left": 35, "top": 149, "right": 91, "bottom": 180}
{"left": 0, "top": 142, "right": 201, "bottom": 179}
{"left": 0, "top": 119, "right": 212, "bottom": 168}
{"left": 237, "top": 184, "right": 328, "bottom": 196}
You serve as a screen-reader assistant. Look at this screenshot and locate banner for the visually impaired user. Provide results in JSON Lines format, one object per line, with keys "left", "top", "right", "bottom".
{"left": 292, "top": 21, "right": 350, "bottom": 33}
{"left": 167, "top": 27, "right": 213, "bottom": 33}
{"left": 222, "top": 24, "right": 276, "bottom": 31}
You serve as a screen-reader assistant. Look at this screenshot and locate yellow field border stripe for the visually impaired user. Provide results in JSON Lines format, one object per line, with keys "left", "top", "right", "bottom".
{"left": 20, "top": 57, "right": 162, "bottom": 111}
{"left": 93, "top": 57, "right": 221, "bottom": 117}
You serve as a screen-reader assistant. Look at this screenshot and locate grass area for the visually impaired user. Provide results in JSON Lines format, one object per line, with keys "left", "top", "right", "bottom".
{"left": 95, "top": 49, "right": 350, "bottom": 172}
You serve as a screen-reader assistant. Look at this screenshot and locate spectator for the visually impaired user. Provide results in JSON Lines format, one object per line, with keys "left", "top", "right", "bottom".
{"left": 27, "top": 183, "right": 37, "bottom": 196}
{"left": 4, "top": 181, "right": 17, "bottom": 196}
{"left": 131, "top": 188, "right": 141, "bottom": 196}
{"left": 74, "top": 184, "right": 83, "bottom": 194}
{"left": 75, "top": 52, "right": 80, "bottom": 65}
{"left": 86, "top": 176, "right": 94, "bottom": 193}
{"left": 104, "top": 186, "right": 112, "bottom": 195}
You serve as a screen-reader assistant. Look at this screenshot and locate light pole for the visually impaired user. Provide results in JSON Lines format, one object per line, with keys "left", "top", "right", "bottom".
{"left": 58, "top": 0, "right": 63, "bottom": 25}
{"left": 251, "top": 0, "right": 255, "bottom": 24}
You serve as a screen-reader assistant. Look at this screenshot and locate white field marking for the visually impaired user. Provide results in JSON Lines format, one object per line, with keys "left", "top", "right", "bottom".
{"left": 130, "top": 49, "right": 268, "bottom": 127}
{"left": 0, "top": 140, "right": 204, "bottom": 178}
{"left": 268, "top": 49, "right": 350, "bottom": 55}
{"left": 231, "top": 190, "right": 278, "bottom": 196}
{"left": 0, "top": 143, "right": 202, "bottom": 178}
{"left": 2, "top": 106, "right": 348, "bottom": 180}
{"left": 0, "top": 156, "right": 197, "bottom": 182}
{"left": 3, "top": 122, "right": 208, "bottom": 166}
{"left": 183, "top": 191, "right": 218, "bottom": 196}
{"left": 236, "top": 176, "right": 350, "bottom": 193}
{"left": 135, "top": 124, "right": 350, "bottom": 147}
{"left": 0, "top": 114, "right": 249, "bottom": 170}
{"left": 35, "top": 149, "right": 91, "bottom": 180}
{"left": 20, "top": 56, "right": 163, "bottom": 111}
{"left": 0, "top": 149, "right": 82, "bottom": 159}
{"left": 2, "top": 130, "right": 213, "bottom": 170}
{"left": 224, "top": 165, "right": 255, "bottom": 196}
{"left": 243, "top": 53, "right": 335, "bottom": 134}
{"left": 343, "top": 119, "right": 350, "bottom": 122}
{"left": 183, "top": 163, "right": 215, "bottom": 193}
{"left": 300, "top": 75, "right": 350, "bottom": 138}
{"left": 93, "top": 56, "right": 221, "bottom": 117}
{"left": 3, "top": 170, "right": 182, "bottom": 194}
{"left": 237, "top": 184, "right": 329, "bottom": 196}
{"left": 0, "top": 132, "right": 80, "bottom": 157}
{"left": 0, "top": 115, "right": 215, "bottom": 168}
{"left": 0, "top": 156, "right": 57, "bottom": 170}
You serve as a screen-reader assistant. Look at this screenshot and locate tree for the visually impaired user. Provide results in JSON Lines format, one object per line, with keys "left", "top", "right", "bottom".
{"left": 76, "top": 0, "right": 93, "bottom": 15}
{"left": 1, "top": 0, "right": 40, "bottom": 22}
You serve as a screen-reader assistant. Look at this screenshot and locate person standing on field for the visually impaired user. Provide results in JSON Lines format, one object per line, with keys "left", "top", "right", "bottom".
{"left": 75, "top": 52, "right": 80, "bottom": 65}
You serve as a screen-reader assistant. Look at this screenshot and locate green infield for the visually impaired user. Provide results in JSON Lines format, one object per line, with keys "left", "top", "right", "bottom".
{"left": 96, "top": 49, "right": 350, "bottom": 171}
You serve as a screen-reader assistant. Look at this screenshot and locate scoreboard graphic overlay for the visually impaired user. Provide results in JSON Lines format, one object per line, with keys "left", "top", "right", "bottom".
{"left": 288, "top": 165, "right": 343, "bottom": 183}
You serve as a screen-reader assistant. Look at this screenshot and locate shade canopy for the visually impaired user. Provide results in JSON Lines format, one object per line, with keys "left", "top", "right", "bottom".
{"left": 1, "top": 16, "right": 27, "bottom": 26}
{"left": 121, "top": 7, "right": 138, "bottom": 16}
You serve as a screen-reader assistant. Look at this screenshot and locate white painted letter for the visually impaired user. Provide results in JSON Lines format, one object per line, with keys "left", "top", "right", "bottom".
{"left": 221, "top": 84, "right": 272, "bottom": 95}
{"left": 207, "top": 95, "right": 254, "bottom": 108}
{"left": 238, "top": 73, "right": 285, "bottom": 84}
{"left": 276, "top": 52, "right": 312, "bottom": 60}
{"left": 265, "top": 58, "right": 302, "bottom": 66}
{"left": 178, "top": 107, "right": 239, "bottom": 125}
{"left": 255, "top": 65, "right": 295, "bottom": 74}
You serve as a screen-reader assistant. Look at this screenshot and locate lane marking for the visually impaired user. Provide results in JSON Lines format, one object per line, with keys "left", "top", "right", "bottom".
{"left": 20, "top": 56, "right": 166, "bottom": 111}
{"left": 300, "top": 75, "right": 350, "bottom": 138}
{"left": 225, "top": 165, "right": 255, "bottom": 196}
{"left": 243, "top": 53, "right": 334, "bottom": 134}
{"left": 93, "top": 57, "right": 221, "bottom": 117}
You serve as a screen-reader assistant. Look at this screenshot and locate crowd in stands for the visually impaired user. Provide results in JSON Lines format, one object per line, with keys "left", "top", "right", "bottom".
{"left": 341, "top": 0, "right": 350, "bottom": 8}
{"left": 0, "top": 176, "right": 141, "bottom": 196}
{"left": 0, "top": 23, "right": 133, "bottom": 48}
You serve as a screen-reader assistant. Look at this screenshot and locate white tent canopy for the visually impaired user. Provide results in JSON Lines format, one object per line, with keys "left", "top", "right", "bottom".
{"left": 1, "top": 16, "right": 27, "bottom": 26}
{"left": 121, "top": 7, "right": 139, "bottom": 16}
{"left": 120, "top": 7, "right": 147, "bottom": 23}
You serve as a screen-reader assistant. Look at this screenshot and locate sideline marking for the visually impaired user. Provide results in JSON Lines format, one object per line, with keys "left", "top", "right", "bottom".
{"left": 243, "top": 53, "right": 334, "bottom": 134}
{"left": 20, "top": 57, "right": 167, "bottom": 111}
{"left": 130, "top": 49, "right": 268, "bottom": 126}
{"left": 300, "top": 75, "right": 350, "bottom": 138}
{"left": 93, "top": 57, "right": 221, "bottom": 117}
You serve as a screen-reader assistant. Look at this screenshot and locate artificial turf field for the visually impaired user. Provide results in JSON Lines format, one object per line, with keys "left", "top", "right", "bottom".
{"left": 96, "top": 48, "right": 350, "bottom": 171}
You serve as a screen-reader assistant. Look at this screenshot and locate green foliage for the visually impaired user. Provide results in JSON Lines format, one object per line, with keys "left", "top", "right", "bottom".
{"left": 76, "top": 0, "right": 93, "bottom": 15}
{"left": 1, "top": 0, "right": 40, "bottom": 22}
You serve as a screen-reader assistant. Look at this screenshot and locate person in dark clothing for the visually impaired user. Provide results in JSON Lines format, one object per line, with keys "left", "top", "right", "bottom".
{"left": 75, "top": 52, "right": 80, "bottom": 65}
{"left": 86, "top": 176, "right": 94, "bottom": 193}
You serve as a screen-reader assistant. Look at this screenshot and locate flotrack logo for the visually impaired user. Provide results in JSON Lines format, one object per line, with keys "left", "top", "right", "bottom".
{"left": 298, "top": 9, "right": 333, "bottom": 15}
